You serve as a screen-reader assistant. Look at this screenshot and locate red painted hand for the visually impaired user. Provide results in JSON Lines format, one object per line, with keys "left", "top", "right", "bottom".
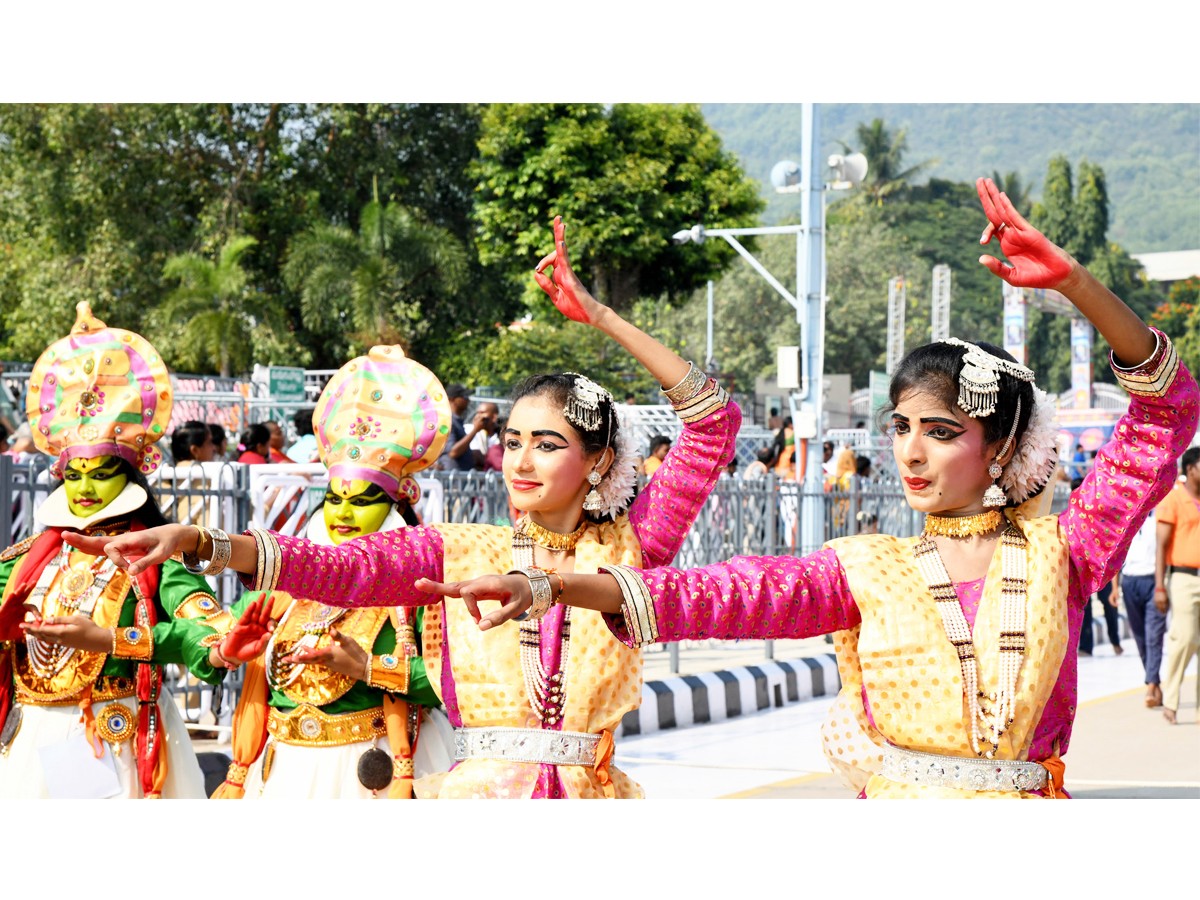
{"left": 976, "top": 177, "right": 1074, "bottom": 290}
{"left": 220, "top": 593, "right": 275, "bottom": 663}
{"left": 533, "top": 216, "right": 603, "bottom": 324}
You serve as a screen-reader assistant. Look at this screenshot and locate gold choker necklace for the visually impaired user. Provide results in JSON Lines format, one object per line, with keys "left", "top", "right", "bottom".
{"left": 923, "top": 510, "right": 1003, "bottom": 538}
{"left": 517, "top": 516, "right": 587, "bottom": 551}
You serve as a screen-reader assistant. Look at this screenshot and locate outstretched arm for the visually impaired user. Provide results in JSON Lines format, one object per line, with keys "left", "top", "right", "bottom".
{"left": 976, "top": 176, "right": 1155, "bottom": 365}
{"left": 534, "top": 216, "right": 691, "bottom": 390}
{"left": 417, "top": 548, "right": 860, "bottom": 643}
{"left": 63, "top": 524, "right": 259, "bottom": 579}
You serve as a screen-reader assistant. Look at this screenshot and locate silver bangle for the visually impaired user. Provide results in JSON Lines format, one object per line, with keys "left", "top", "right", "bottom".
{"left": 509, "top": 567, "right": 554, "bottom": 621}
{"left": 186, "top": 527, "right": 231, "bottom": 577}
{"left": 660, "top": 362, "right": 708, "bottom": 406}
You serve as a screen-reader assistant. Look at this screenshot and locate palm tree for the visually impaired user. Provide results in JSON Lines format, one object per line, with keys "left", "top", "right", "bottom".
{"left": 989, "top": 170, "right": 1032, "bottom": 212}
{"left": 158, "top": 235, "right": 282, "bottom": 377}
{"left": 848, "top": 119, "right": 936, "bottom": 205}
{"left": 283, "top": 180, "right": 469, "bottom": 360}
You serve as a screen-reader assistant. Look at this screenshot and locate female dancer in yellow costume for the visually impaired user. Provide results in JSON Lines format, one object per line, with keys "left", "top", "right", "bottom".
{"left": 208, "top": 345, "right": 454, "bottom": 799}
{"left": 71, "top": 217, "right": 742, "bottom": 798}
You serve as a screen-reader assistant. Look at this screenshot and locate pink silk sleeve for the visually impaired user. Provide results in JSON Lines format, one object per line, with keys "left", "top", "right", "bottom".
{"left": 628, "top": 396, "right": 741, "bottom": 568}
{"left": 604, "top": 547, "right": 860, "bottom": 645}
{"left": 1060, "top": 363, "right": 1198, "bottom": 601}
{"left": 242, "top": 526, "right": 446, "bottom": 609}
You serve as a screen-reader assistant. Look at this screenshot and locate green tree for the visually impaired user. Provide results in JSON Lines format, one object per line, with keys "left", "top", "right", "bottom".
{"left": 850, "top": 118, "right": 936, "bottom": 206}
{"left": 1151, "top": 277, "right": 1200, "bottom": 376}
{"left": 471, "top": 104, "right": 764, "bottom": 313}
{"left": 154, "top": 236, "right": 301, "bottom": 377}
{"left": 989, "top": 170, "right": 1032, "bottom": 211}
{"left": 1074, "top": 161, "right": 1109, "bottom": 264}
{"left": 283, "top": 187, "right": 469, "bottom": 363}
{"left": 1030, "top": 155, "right": 1075, "bottom": 250}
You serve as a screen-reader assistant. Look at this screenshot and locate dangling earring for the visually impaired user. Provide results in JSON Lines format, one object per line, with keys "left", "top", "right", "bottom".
{"left": 983, "top": 396, "right": 1022, "bottom": 509}
{"left": 582, "top": 469, "right": 603, "bottom": 511}
{"left": 982, "top": 460, "right": 1007, "bottom": 507}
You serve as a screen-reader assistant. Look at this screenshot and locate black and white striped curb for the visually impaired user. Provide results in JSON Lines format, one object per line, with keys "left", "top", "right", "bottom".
{"left": 617, "top": 654, "right": 841, "bottom": 738}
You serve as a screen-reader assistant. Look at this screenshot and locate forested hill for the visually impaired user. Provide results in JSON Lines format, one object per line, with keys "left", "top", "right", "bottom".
{"left": 702, "top": 103, "right": 1199, "bottom": 254}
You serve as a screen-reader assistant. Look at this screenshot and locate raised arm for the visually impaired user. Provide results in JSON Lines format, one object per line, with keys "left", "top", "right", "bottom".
{"left": 533, "top": 215, "right": 742, "bottom": 565}
{"left": 975, "top": 176, "right": 1199, "bottom": 597}
{"left": 534, "top": 215, "right": 691, "bottom": 389}
{"left": 976, "top": 176, "right": 1155, "bottom": 365}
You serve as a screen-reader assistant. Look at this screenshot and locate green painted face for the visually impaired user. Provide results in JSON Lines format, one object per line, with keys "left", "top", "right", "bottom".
{"left": 63, "top": 455, "right": 129, "bottom": 518}
{"left": 323, "top": 478, "right": 393, "bottom": 544}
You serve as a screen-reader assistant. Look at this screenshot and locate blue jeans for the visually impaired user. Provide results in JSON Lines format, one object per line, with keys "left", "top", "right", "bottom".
{"left": 1080, "top": 581, "right": 1122, "bottom": 654}
{"left": 1122, "top": 573, "right": 1166, "bottom": 684}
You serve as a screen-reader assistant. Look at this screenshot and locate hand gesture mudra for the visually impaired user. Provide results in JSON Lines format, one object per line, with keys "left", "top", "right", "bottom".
{"left": 533, "top": 216, "right": 607, "bottom": 325}
{"left": 220, "top": 593, "right": 276, "bottom": 663}
{"left": 415, "top": 575, "right": 533, "bottom": 631}
{"left": 976, "top": 177, "right": 1075, "bottom": 290}
{"left": 282, "top": 628, "right": 370, "bottom": 680}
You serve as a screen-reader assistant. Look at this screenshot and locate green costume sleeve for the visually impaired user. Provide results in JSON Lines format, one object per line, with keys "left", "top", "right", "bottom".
{"left": 148, "top": 559, "right": 227, "bottom": 685}
{"left": 365, "top": 608, "right": 438, "bottom": 707}
{"left": 0, "top": 556, "right": 18, "bottom": 596}
{"left": 408, "top": 605, "right": 437, "bottom": 707}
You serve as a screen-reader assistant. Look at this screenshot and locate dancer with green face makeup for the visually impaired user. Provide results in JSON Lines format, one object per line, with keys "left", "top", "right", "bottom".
{"left": 204, "top": 346, "right": 453, "bottom": 800}
{"left": 0, "top": 303, "right": 231, "bottom": 799}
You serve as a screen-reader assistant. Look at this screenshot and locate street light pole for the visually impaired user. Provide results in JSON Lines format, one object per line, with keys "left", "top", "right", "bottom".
{"left": 673, "top": 103, "right": 864, "bottom": 553}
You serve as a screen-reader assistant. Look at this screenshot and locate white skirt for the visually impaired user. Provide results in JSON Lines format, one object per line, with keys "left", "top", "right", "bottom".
{"left": 0, "top": 694, "right": 206, "bottom": 799}
{"left": 242, "top": 707, "right": 455, "bottom": 800}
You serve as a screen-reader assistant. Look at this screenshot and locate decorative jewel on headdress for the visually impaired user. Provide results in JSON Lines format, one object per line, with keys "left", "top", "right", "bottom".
{"left": 315, "top": 345, "right": 451, "bottom": 502}
{"left": 941, "top": 338, "right": 1035, "bottom": 419}
{"left": 562, "top": 373, "right": 609, "bottom": 432}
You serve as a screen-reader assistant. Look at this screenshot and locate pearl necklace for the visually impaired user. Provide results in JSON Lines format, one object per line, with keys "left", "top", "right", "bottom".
{"left": 513, "top": 530, "right": 570, "bottom": 725}
{"left": 923, "top": 510, "right": 1003, "bottom": 538}
{"left": 516, "top": 515, "right": 586, "bottom": 552}
{"left": 912, "top": 522, "right": 1028, "bottom": 758}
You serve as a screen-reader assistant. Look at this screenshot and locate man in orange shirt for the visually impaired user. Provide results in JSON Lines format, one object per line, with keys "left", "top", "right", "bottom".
{"left": 1156, "top": 446, "right": 1200, "bottom": 724}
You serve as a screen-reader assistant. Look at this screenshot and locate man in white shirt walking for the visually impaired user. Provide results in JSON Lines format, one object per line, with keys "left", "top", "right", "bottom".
{"left": 1115, "top": 509, "right": 1166, "bottom": 707}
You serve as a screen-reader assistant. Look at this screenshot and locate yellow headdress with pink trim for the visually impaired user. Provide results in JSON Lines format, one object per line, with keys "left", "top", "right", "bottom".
{"left": 315, "top": 345, "right": 452, "bottom": 505}
{"left": 26, "top": 302, "right": 173, "bottom": 476}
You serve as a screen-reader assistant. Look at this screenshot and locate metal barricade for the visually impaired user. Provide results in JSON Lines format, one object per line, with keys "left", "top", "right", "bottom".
{"left": 0, "top": 455, "right": 1085, "bottom": 722}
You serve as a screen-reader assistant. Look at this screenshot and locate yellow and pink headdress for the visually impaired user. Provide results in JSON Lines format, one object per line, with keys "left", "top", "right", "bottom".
{"left": 26, "top": 302, "right": 172, "bottom": 477}
{"left": 314, "top": 345, "right": 451, "bottom": 506}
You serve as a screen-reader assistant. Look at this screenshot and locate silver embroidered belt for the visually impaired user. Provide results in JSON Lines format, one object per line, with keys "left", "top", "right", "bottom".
{"left": 453, "top": 727, "right": 600, "bottom": 767}
{"left": 880, "top": 743, "right": 1048, "bottom": 793}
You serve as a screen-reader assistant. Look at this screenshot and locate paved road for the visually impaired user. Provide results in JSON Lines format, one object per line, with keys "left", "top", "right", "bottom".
{"left": 618, "top": 647, "right": 1199, "bottom": 799}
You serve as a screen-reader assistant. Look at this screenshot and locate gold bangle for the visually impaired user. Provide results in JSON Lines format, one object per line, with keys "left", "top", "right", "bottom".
{"left": 363, "top": 653, "right": 373, "bottom": 684}
{"left": 181, "top": 525, "right": 211, "bottom": 573}
{"left": 546, "top": 569, "right": 565, "bottom": 603}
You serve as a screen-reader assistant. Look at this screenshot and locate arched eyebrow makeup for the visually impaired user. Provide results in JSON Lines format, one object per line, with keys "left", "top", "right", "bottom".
{"left": 505, "top": 428, "right": 569, "bottom": 444}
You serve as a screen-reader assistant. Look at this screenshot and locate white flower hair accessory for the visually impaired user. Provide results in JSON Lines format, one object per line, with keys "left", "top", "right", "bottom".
{"left": 590, "top": 420, "right": 640, "bottom": 520}
{"left": 999, "top": 385, "right": 1059, "bottom": 504}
